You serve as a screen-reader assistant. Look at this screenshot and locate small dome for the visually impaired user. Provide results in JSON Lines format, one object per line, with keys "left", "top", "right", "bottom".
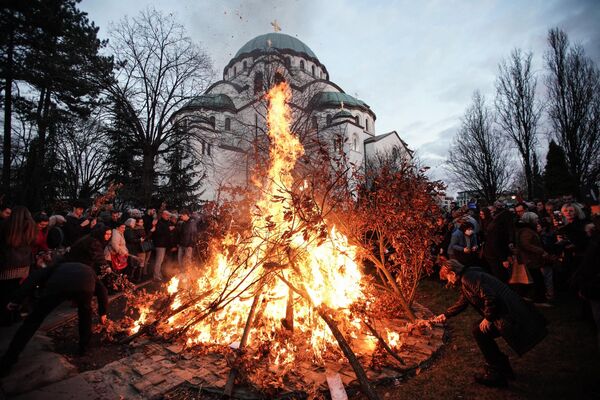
{"left": 235, "top": 33, "right": 318, "bottom": 60}
{"left": 332, "top": 110, "right": 354, "bottom": 120}
{"left": 311, "top": 92, "right": 369, "bottom": 110}
{"left": 184, "top": 94, "right": 236, "bottom": 112}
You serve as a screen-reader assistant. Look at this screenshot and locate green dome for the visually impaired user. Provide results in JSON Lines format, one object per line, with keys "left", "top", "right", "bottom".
{"left": 312, "top": 92, "right": 369, "bottom": 110}
{"left": 184, "top": 94, "right": 236, "bottom": 112}
{"left": 333, "top": 110, "right": 354, "bottom": 119}
{"left": 235, "top": 33, "right": 318, "bottom": 59}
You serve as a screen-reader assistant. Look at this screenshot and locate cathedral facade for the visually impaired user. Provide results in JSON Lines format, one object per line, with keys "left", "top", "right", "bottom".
{"left": 172, "top": 32, "right": 412, "bottom": 201}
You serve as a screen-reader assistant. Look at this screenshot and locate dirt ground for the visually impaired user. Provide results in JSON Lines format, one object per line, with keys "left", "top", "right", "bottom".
{"left": 354, "top": 278, "right": 600, "bottom": 400}
{"left": 48, "top": 278, "right": 599, "bottom": 399}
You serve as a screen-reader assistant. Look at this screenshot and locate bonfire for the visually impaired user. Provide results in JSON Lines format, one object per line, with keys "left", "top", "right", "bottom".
{"left": 120, "top": 82, "right": 442, "bottom": 399}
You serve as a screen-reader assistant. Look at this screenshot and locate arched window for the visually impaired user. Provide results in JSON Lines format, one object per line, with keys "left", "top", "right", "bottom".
{"left": 311, "top": 65, "right": 315, "bottom": 76}
{"left": 311, "top": 116, "right": 318, "bottom": 130}
{"left": 254, "top": 72, "right": 263, "bottom": 94}
{"left": 202, "top": 140, "right": 212, "bottom": 156}
{"left": 333, "top": 135, "right": 342, "bottom": 152}
{"left": 233, "top": 66, "right": 237, "bottom": 76}
{"left": 352, "top": 134, "right": 358, "bottom": 151}
{"left": 300, "top": 60, "right": 305, "bottom": 71}
{"left": 326, "top": 114, "right": 332, "bottom": 125}
{"left": 286, "top": 57, "right": 292, "bottom": 68}
{"left": 365, "top": 118, "right": 369, "bottom": 131}
{"left": 354, "top": 115, "right": 360, "bottom": 126}
{"left": 243, "top": 61, "right": 247, "bottom": 70}
{"left": 209, "top": 116, "right": 215, "bottom": 128}
{"left": 225, "top": 117, "right": 231, "bottom": 131}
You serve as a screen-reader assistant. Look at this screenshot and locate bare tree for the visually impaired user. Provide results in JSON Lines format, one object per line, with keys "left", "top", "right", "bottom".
{"left": 545, "top": 27, "right": 600, "bottom": 198}
{"left": 55, "top": 111, "right": 110, "bottom": 200}
{"left": 447, "top": 91, "right": 512, "bottom": 203}
{"left": 107, "top": 8, "right": 213, "bottom": 205}
{"left": 495, "top": 48, "right": 542, "bottom": 200}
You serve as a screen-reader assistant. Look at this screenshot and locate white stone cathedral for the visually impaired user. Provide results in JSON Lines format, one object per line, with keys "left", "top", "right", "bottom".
{"left": 172, "top": 32, "right": 412, "bottom": 202}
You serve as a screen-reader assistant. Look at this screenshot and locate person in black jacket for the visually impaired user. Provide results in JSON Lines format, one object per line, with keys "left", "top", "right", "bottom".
{"left": 0, "top": 262, "right": 109, "bottom": 377}
{"left": 434, "top": 258, "right": 547, "bottom": 387}
{"left": 176, "top": 210, "right": 197, "bottom": 271}
{"left": 63, "top": 200, "right": 96, "bottom": 247}
{"left": 63, "top": 224, "right": 112, "bottom": 275}
{"left": 150, "top": 210, "right": 175, "bottom": 281}
{"left": 482, "top": 202, "right": 515, "bottom": 283}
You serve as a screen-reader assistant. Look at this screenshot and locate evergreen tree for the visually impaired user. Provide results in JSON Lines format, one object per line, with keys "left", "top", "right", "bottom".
{"left": 105, "top": 113, "right": 143, "bottom": 206}
{"left": 160, "top": 137, "right": 205, "bottom": 210}
{"left": 2, "top": 0, "right": 113, "bottom": 209}
{"left": 543, "top": 140, "right": 578, "bottom": 198}
{"left": 531, "top": 151, "right": 545, "bottom": 199}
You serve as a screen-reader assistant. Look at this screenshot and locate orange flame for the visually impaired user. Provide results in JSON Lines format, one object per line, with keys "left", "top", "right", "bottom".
{"left": 134, "top": 82, "right": 374, "bottom": 365}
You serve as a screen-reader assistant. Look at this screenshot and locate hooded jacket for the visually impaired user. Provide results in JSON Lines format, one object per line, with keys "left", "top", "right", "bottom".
{"left": 63, "top": 225, "right": 109, "bottom": 274}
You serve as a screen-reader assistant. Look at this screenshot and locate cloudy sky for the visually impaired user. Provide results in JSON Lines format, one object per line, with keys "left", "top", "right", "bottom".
{"left": 80, "top": 0, "right": 600, "bottom": 192}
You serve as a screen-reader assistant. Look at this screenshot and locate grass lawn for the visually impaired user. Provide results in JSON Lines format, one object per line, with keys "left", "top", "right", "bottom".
{"left": 355, "top": 278, "right": 600, "bottom": 400}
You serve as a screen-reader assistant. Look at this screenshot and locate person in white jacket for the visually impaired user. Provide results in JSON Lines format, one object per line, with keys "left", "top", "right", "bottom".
{"left": 105, "top": 222, "right": 129, "bottom": 271}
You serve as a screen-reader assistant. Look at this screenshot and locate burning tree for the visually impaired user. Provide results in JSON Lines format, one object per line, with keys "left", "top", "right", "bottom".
{"left": 120, "top": 82, "right": 443, "bottom": 399}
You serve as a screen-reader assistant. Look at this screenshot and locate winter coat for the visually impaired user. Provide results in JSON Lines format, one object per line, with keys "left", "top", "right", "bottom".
{"left": 559, "top": 219, "right": 590, "bottom": 257}
{"left": 33, "top": 228, "right": 49, "bottom": 254}
{"left": 444, "top": 266, "right": 547, "bottom": 356}
{"left": 143, "top": 214, "right": 155, "bottom": 235}
{"left": 63, "top": 234, "right": 108, "bottom": 274}
{"left": 575, "top": 234, "right": 600, "bottom": 300}
{"left": 108, "top": 229, "right": 128, "bottom": 256}
{"left": 124, "top": 226, "right": 145, "bottom": 254}
{"left": 448, "top": 230, "right": 479, "bottom": 266}
{"left": 0, "top": 244, "right": 33, "bottom": 280}
{"left": 516, "top": 225, "right": 546, "bottom": 270}
{"left": 177, "top": 219, "right": 198, "bottom": 247}
{"left": 63, "top": 213, "right": 91, "bottom": 246}
{"left": 482, "top": 209, "right": 515, "bottom": 262}
{"left": 153, "top": 218, "right": 172, "bottom": 248}
{"left": 11, "top": 262, "right": 108, "bottom": 317}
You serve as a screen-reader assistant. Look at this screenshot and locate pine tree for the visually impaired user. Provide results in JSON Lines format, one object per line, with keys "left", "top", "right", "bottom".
{"left": 3, "top": 0, "right": 113, "bottom": 209}
{"left": 160, "top": 137, "right": 205, "bottom": 210}
{"left": 104, "top": 115, "right": 143, "bottom": 206}
{"left": 543, "top": 140, "right": 578, "bottom": 198}
{"left": 532, "top": 151, "right": 545, "bottom": 199}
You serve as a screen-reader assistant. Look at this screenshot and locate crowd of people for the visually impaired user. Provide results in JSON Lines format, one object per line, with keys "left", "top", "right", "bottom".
{"left": 432, "top": 196, "right": 600, "bottom": 387}
{"left": 0, "top": 196, "right": 598, "bottom": 385}
{"left": 0, "top": 200, "right": 209, "bottom": 376}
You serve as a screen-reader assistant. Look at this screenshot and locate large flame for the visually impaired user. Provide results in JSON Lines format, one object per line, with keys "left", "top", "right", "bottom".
{"left": 134, "top": 82, "right": 373, "bottom": 365}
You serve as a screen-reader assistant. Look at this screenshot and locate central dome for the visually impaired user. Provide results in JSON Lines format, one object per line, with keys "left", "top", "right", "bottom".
{"left": 234, "top": 32, "right": 318, "bottom": 60}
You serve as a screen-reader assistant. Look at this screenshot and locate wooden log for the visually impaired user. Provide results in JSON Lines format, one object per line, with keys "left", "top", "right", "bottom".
{"left": 276, "top": 273, "right": 380, "bottom": 400}
{"left": 362, "top": 319, "right": 406, "bottom": 366}
{"left": 283, "top": 286, "right": 294, "bottom": 331}
{"left": 224, "top": 280, "right": 266, "bottom": 397}
{"left": 119, "top": 288, "right": 214, "bottom": 344}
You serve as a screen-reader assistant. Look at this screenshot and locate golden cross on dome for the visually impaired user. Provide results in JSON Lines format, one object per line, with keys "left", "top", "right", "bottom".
{"left": 271, "top": 20, "right": 281, "bottom": 32}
